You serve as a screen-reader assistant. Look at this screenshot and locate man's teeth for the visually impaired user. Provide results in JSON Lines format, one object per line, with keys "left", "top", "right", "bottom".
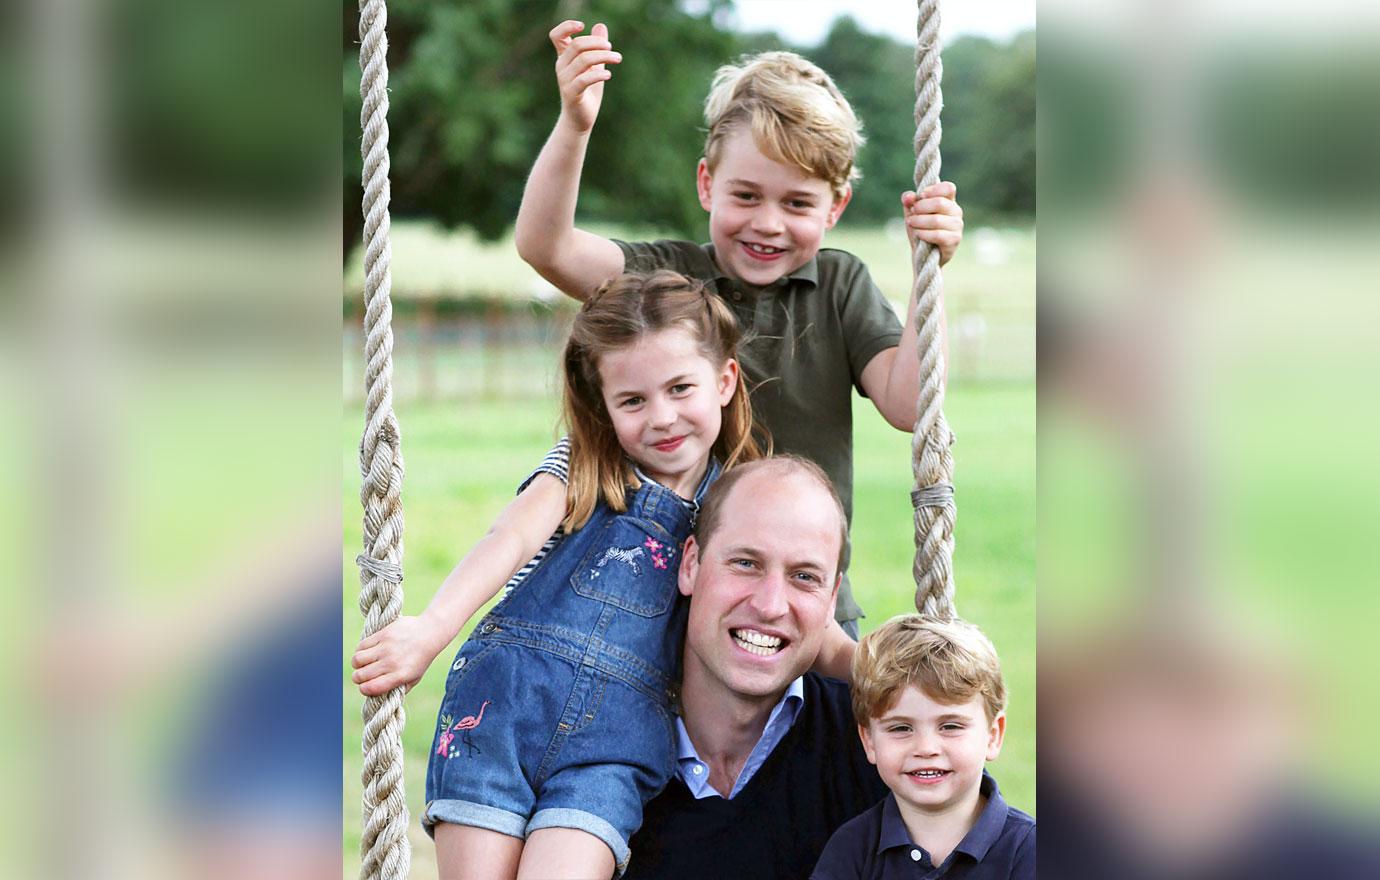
{"left": 746, "top": 243, "right": 784, "bottom": 254}
{"left": 732, "top": 629, "right": 783, "bottom": 656}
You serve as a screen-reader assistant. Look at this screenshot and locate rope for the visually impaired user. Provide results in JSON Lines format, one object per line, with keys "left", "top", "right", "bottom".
{"left": 356, "top": 1, "right": 410, "bottom": 878}
{"left": 910, "top": 0, "right": 957, "bottom": 620}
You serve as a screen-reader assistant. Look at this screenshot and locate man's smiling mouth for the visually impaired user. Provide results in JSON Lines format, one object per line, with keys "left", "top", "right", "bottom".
{"left": 731, "top": 628, "right": 785, "bottom": 656}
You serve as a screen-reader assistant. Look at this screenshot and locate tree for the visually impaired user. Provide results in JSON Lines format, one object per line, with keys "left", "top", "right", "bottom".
{"left": 344, "top": 0, "right": 736, "bottom": 258}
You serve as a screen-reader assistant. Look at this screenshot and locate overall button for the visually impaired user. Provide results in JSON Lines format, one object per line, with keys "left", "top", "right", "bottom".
{"left": 910, "top": 849, "right": 922, "bottom": 861}
{"left": 452, "top": 656, "right": 467, "bottom": 671}
{"left": 480, "top": 622, "right": 495, "bottom": 634}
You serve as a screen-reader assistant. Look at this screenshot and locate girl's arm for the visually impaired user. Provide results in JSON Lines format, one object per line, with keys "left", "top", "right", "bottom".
{"left": 351, "top": 472, "right": 568, "bottom": 697}
{"left": 810, "top": 619, "right": 858, "bottom": 682}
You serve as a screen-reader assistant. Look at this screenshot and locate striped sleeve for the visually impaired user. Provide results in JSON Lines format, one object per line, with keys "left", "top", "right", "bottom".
{"left": 518, "top": 437, "right": 570, "bottom": 492}
{"left": 501, "top": 438, "right": 571, "bottom": 596}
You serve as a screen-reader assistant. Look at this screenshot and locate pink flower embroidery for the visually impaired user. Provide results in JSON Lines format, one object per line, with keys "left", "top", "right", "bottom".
{"left": 652, "top": 554, "right": 667, "bottom": 570}
{"left": 644, "top": 537, "right": 662, "bottom": 552}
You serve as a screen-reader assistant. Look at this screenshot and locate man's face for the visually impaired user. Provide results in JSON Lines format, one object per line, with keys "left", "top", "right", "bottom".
{"left": 696, "top": 130, "right": 850, "bottom": 287}
{"left": 678, "top": 469, "right": 842, "bottom": 703}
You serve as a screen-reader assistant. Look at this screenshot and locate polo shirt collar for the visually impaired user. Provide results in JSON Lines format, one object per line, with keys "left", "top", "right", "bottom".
{"left": 876, "top": 771, "right": 1010, "bottom": 862}
{"left": 701, "top": 243, "right": 820, "bottom": 291}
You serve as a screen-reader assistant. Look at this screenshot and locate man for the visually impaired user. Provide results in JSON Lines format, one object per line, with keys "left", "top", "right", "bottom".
{"left": 626, "top": 457, "right": 888, "bottom": 879}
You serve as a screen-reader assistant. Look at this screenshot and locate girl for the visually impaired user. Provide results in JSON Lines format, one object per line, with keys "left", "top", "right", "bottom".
{"left": 353, "top": 271, "right": 768, "bottom": 879}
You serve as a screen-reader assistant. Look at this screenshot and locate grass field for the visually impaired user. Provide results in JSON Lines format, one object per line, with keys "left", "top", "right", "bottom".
{"left": 342, "top": 383, "right": 1034, "bottom": 878}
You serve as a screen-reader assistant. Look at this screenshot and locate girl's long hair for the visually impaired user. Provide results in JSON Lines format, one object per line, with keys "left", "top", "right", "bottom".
{"left": 562, "top": 270, "right": 769, "bottom": 531}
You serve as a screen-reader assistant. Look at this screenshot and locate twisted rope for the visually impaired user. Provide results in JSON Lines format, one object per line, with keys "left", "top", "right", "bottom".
{"left": 910, "top": 0, "right": 957, "bottom": 620}
{"left": 356, "top": 1, "right": 410, "bottom": 878}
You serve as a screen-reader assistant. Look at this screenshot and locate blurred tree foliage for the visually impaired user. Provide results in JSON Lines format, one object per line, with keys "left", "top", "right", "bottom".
{"left": 343, "top": 2, "right": 1034, "bottom": 257}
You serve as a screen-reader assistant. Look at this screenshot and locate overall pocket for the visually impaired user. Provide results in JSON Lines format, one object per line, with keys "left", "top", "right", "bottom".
{"left": 569, "top": 516, "right": 681, "bottom": 617}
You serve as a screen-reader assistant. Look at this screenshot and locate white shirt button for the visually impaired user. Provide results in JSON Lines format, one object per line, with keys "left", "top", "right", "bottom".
{"left": 910, "top": 849, "right": 922, "bottom": 861}
{"left": 692, "top": 765, "right": 704, "bottom": 775}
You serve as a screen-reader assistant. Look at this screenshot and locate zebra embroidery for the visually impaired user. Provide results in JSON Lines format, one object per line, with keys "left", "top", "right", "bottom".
{"left": 595, "top": 545, "right": 645, "bottom": 576}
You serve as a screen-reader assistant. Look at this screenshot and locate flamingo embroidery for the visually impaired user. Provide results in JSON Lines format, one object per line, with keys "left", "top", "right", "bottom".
{"left": 437, "top": 700, "right": 492, "bottom": 759}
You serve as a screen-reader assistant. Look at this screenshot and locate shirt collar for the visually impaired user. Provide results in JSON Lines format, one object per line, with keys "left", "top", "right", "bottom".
{"left": 701, "top": 244, "right": 820, "bottom": 291}
{"left": 877, "top": 771, "right": 1010, "bottom": 862}
{"left": 674, "top": 676, "right": 806, "bottom": 798}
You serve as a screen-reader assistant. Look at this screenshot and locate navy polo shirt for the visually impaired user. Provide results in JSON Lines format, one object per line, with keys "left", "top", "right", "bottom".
{"left": 810, "top": 771, "right": 1035, "bottom": 879}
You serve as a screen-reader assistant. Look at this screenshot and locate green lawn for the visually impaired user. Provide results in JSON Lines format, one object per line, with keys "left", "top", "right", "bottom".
{"left": 342, "top": 383, "right": 1035, "bottom": 878}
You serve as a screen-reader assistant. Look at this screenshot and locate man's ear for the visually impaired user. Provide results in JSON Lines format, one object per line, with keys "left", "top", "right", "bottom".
{"left": 986, "top": 711, "right": 1007, "bottom": 761}
{"left": 857, "top": 723, "right": 878, "bottom": 766}
{"left": 678, "top": 535, "right": 701, "bottom": 597}
{"left": 696, "top": 158, "right": 714, "bottom": 212}
{"left": 826, "top": 184, "right": 852, "bottom": 228}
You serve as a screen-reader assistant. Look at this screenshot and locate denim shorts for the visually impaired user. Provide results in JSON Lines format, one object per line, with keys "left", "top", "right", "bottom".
{"left": 423, "top": 637, "right": 677, "bottom": 874}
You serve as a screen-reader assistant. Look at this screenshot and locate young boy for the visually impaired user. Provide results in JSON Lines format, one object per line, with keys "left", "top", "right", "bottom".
{"left": 811, "top": 615, "right": 1034, "bottom": 878}
{"left": 516, "top": 21, "right": 964, "bottom": 638}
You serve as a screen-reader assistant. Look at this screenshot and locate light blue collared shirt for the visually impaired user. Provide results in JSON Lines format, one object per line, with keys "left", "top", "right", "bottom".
{"left": 674, "top": 676, "right": 806, "bottom": 799}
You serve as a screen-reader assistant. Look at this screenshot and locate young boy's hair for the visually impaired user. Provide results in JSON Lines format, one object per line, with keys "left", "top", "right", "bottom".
{"left": 561, "top": 270, "right": 765, "bottom": 531}
{"left": 852, "top": 614, "right": 1007, "bottom": 725}
{"left": 702, "top": 51, "right": 865, "bottom": 200}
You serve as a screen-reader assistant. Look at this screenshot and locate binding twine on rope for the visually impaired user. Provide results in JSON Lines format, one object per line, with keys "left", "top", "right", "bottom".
{"left": 356, "top": 1, "right": 411, "bottom": 878}
{"left": 910, "top": 0, "right": 957, "bottom": 621}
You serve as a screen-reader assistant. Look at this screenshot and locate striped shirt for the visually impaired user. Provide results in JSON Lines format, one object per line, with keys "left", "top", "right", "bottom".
{"left": 501, "top": 438, "right": 700, "bottom": 596}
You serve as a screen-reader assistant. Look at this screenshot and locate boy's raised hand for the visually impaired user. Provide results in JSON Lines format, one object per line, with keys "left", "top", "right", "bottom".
{"left": 902, "top": 181, "right": 964, "bottom": 267}
{"left": 550, "top": 20, "right": 622, "bottom": 133}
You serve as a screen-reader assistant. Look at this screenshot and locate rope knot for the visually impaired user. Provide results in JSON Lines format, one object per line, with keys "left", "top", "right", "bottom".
{"left": 911, "top": 483, "right": 955, "bottom": 510}
{"left": 356, "top": 553, "right": 404, "bottom": 585}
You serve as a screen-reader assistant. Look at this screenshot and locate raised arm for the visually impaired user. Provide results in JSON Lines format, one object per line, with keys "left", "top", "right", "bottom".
{"left": 515, "top": 20, "right": 626, "bottom": 299}
{"left": 858, "top": 182, "right": 963, "bottom": 429}
{"left": 351, "top": 472, "right": 567, "bottom": 696}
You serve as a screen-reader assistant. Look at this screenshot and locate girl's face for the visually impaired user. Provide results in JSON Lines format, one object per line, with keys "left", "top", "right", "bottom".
{"left": 597, "top": 327, "right": 739, "bottom": 498}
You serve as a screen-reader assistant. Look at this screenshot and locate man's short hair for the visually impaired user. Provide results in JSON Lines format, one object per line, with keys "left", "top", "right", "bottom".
{"left": 693, "top": 455, "right": 850, "bottom": 573}
{"left": 702, "top": 51, "right": 864, "bottom": 201}
{"left": 852, "top": 614, "right": 1007, "bottom": 725}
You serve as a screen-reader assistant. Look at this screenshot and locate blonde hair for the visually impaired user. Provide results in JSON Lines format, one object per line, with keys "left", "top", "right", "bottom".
{"left": 703, "top": 51, "right": 865, "bottom": 200}
{"left": 561, "top": 271, "right": 767, "bottom": 531}
{"left": 852, "top": 614, "right": 1007, "bottom": 725}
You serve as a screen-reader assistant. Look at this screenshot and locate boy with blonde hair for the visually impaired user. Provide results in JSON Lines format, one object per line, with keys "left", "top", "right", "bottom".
{"left": 811, "top": 615, "right": 1034, "bottom": 879}
{"left": 518, "top": 21, "right": 965, "bottom": 638}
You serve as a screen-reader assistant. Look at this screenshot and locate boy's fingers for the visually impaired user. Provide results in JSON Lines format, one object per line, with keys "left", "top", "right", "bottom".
{"left": 910, "top": 196, "right": 963, "bottom": 216}
{"left": 566, "top": 50, "right": 621, "bottom": 76}
{"left": 921, "top": 181, "right": 957, "bottom": 199}
{"left": 564, "top": 34, "right": 614, "bottom": 56}
{"left": 549, "top": 20, "right": 585, "bottom": 51}
{"left": 592, "top": 21, "right": 608, "bottom": 40}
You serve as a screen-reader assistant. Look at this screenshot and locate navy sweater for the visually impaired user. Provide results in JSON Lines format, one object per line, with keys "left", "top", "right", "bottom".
{"left": 626, "top": 673, "right": 888, "bottom": 880}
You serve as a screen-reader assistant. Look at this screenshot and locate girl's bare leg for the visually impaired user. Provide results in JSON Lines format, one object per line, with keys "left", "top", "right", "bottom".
{"left": 517, "top": 827, "right": 615, "bottom": 880}
{"left": 434, "top": 823, "right": 524, "bottom": 880}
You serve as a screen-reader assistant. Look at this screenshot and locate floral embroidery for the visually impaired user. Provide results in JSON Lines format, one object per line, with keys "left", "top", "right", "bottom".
{"left": 644, "top": 537, "right": 662, "bottom": 552}
{"left": 437, "top": 700, "right": 491, "bottom": 759}
{"left": 652, "top": 555, "right": 668, "bottom": 569}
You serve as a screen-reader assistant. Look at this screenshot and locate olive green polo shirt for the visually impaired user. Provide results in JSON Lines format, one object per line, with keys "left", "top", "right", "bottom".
{"left": 616, "top": 239, "right": 904, "bottom": 623}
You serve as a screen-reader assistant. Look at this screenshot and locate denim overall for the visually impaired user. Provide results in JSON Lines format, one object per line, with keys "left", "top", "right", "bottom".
{"left": 424, "top": 460, "right": 720, "bottom": 873}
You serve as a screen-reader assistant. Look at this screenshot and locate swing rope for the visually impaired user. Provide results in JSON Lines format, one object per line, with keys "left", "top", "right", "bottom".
{"left": 355, "top": 1, "right": 410, "bottom": 879}
{"left": 909, "top": 0, "right": 957, "bottom": 620}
